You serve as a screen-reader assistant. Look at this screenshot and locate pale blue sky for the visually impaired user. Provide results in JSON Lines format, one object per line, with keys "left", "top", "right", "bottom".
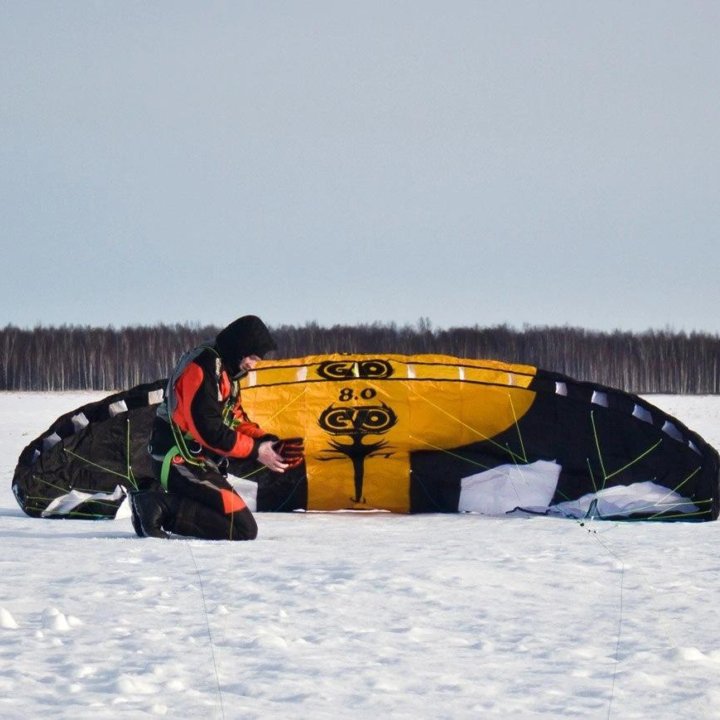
{"left": 2, "top": 1, "right": 718, "bottom": 332}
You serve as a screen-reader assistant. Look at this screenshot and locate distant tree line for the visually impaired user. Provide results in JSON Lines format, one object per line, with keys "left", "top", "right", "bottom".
{"left": 1, "top": 322, "right": 719, "bottom": 394}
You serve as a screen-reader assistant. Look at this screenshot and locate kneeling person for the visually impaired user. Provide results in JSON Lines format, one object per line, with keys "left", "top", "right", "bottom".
{"left": 131, "top": 315, "right": 301, "bottom": 540}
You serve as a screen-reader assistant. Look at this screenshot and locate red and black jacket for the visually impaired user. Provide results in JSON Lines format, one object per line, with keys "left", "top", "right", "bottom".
{"left": 150, "top": 345, "right": 275, "bottom": 463}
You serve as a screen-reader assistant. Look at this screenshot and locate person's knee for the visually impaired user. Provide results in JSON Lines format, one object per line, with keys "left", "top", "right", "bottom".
{"left": 229, "top": 509, "right": 258, "bottom": 541}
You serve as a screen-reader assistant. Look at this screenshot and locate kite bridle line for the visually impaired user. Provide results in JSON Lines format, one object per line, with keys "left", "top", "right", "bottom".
{"left": 296, "top": 372, "right": 711, "bottom": 519}
{"left": 324, "top": 374, "right": 709, "bottom": 720}
{"left": 558, "top": 409, "right": 712, "bottom": 716}
{"left": 405, "top": 383, "right": 527, "bottom": 464}
{"left": 367, "top": 380, "right": 528, "bottom": 465}
{"left": 161, "top": 383, "right": 308, "bottom": 488}
{"left": 574, "top": 415, "right": 711, "bottom": 719}
{"left": 600, "top": 468, "right": 709, "bottom": 522}
{"left": 590, "top": 411, "right": 711, "bottom": 520}
{"left": 361, "top": 378, "right": 533, "bottom": 510}
{"left": 235, "top": 384, "right": 312, "bottom": 510}
{"left": 125, "top": 417, "right": 138, "bottom": 490}
{"left": 590, "top": 411, "right": 664, "bottom": 486}
{"left": 39, "top": 415, "right": 141, "bottom": 518}
{"left": 401, "top": 380, "right": 544, "bottom": 510}
{"left": 254, "top": 385, "right": 308, "bottom": 426}
{"left": 64, "top": 448, "right": 134, "bottom": 483}
{"left": 61, "top": 415, "right": 140, "bottom": 483}
{"left": 407, "top": 435, "right": 492, "bottom": 471}
{"left": 23, "top": 479, "right": 124, "bottom": 518}
{"left": 401, "top": 390, "right": 707, "bottom": 521}
{"left": 368, "top": 379, "right": 712, "bottom": 522}
{"left": 30, "top": 452, "right": 134, "bottom": 520}
{"left": 578, "top": 500, "right": 717, "bottom": 720}
{"left": 398, "top": 378, "right": 626, "bottom": 720}
{"left": 372, "top": 379, "right": 622, "bottom": 512}
{"left": 184, "top": 542, "right": 226, "bottom": 720}
{"left": 61, "top": 415, "right": 139, "bottom": 482}
{"left": 576, "top": 523, "right": 625, "bottom": 720}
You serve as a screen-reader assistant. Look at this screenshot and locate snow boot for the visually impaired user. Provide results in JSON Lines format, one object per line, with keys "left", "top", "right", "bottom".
{"left": 129, "top": 491, "right": 178, "bottom": 539}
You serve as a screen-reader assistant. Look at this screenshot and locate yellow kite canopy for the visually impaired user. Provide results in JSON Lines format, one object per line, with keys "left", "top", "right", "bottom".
{"left": 12, "top": 352, "right": 720, "bottom": 521}
{"left": 239, "top": 354, "right": 538, "bottom": 513}
{"left": 231, "top": 353, "right": 719, "bottom": 520}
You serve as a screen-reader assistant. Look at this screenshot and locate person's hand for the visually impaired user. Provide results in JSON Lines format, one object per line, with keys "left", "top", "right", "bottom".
{"left": 273, "top": 438, "right": 305, "bottom": 469}
{"left": 257, "top": 440, "right": 289, "bottom": 473}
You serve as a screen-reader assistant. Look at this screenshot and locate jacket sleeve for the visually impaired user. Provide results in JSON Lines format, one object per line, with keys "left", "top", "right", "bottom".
{"left": 173, "top": 361, "right": 264, "bottom": 459}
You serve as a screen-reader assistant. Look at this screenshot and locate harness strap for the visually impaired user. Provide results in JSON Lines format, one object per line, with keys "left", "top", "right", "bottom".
{"left": 160, "top": 446, "right": 181, "bottom": 491}
{"left": 158, "top": 342, "right": 241, "bottom": 492}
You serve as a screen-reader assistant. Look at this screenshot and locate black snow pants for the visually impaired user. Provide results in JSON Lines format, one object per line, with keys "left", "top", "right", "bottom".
{"left": 153, "top": 458, "right": 258, "bottom": 541}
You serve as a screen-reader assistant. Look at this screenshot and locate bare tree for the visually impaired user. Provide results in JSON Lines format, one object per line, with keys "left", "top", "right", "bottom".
{"left": 1, "top": 322, "right": 719, "bottom": 393}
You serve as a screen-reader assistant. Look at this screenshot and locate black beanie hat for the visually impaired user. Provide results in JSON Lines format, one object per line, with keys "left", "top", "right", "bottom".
{"left": 215, "top": 315, "right": 277, "bottom": 375}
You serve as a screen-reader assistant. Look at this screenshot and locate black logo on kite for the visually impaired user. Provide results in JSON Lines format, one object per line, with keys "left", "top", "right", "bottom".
{"left": 318, "top": 401, "right": 398, "bottom": 504}
{"left": 317, "top": 359, "right": 394, "bottom": 381}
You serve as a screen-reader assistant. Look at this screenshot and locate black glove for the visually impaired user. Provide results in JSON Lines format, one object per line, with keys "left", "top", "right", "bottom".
{"left": 273, "top": 437, "right": 305, "bottom": 469}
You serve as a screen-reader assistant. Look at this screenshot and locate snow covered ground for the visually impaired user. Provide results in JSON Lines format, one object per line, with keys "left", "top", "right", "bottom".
{"left": 2, "top": 392, "right": 720, "bottom": 719}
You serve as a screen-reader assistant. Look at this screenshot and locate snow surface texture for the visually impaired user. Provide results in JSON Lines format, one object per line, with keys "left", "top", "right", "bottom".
{"left": 2, "top": 392, "right": 720, "bottom": 719}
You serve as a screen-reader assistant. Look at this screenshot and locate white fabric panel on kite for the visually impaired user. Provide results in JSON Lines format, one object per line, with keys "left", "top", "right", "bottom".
{"left": 41, "top": 485, "right": 127, "bottom": 518}
{"left": 552, "top": 481, "right": 698, "bottom": 519}
{"left": 229, "top": 476, "right": 259, "bottom": 513}
{"left": 458, "top": 460, "right": 561, "bottom": 515}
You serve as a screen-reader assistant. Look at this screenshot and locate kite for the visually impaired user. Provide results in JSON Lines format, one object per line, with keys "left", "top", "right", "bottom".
{"left": 12, "top": 353, "right": 720, "bottom": 522}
